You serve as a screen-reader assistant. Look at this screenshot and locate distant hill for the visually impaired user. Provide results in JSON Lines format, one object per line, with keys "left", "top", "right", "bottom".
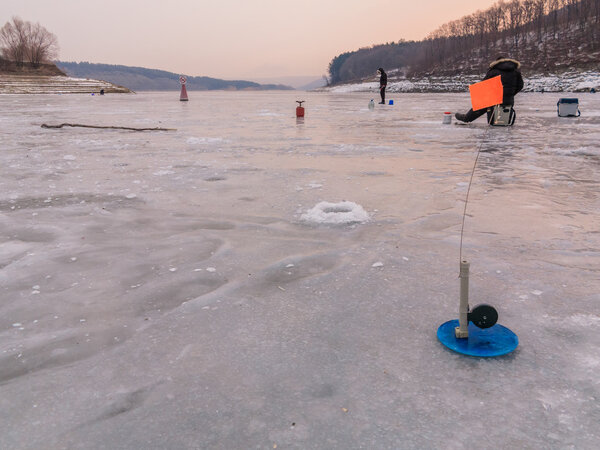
{"left": 327, "top": 0, "right": 599, "bottom": 86}
{"left": 299, "top": 77, "right": 328, "bottom": 91}
{"left": 248, "top": 75, "right": 327, "bottom": 90}
{"left": 56, "top": 61, "right": 294, "bottom": 92}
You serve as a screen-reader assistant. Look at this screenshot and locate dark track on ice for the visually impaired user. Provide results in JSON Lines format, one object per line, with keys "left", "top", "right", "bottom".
{"left": 41, "top": 123, "right": 176, "bottom": 131}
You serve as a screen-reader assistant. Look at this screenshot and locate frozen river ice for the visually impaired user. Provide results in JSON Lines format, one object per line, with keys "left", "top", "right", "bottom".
{"left": 1, "top": 91, "right": 599, "bottom": 449}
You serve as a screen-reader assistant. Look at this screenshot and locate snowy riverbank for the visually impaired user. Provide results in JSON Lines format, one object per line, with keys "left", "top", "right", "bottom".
{"left": 326, "top": 70, "right": 600, "bottom": 94}
{"left": 0, "top": 75, "right": 131, "bottom": 94}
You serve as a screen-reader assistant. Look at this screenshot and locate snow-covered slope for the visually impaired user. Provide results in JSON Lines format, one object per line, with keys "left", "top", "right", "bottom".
{"left": 0, "top": 75, "right": 131, "bottom": 94}
{"left": 325, "top": 71, "right": 600, "bottom": 94}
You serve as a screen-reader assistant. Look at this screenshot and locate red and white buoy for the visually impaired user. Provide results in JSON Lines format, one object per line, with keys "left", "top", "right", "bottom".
{"left": 296, "top": 100, "right": 305, "bottom": 118}
{"left": 179, "top": 75, "right": 188, "bottom": 101}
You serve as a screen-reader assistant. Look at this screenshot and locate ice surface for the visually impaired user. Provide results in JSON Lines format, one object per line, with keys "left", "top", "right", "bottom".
{"left": 1, "top": 91, "right": 599, "bottom": 449}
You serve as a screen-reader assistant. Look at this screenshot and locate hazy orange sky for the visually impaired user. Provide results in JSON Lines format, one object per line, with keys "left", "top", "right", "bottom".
{"left": 1, "top": 0, "right": 499, "bottom": 81}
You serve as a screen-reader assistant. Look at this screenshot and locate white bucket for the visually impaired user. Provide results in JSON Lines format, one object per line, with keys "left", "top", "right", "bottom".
{"left": 443, "top": 112, "right": 452, "bottom": 124}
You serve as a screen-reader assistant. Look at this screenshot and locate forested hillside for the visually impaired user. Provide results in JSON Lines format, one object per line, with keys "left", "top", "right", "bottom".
{"left": 57, "top": 61, "right": 293, "bottom": 92}
{"left": 328, "top": 41, "right": 421, "bottom": 84}
{"left": 328, "top": 0, "right": 599, "bottom": 84}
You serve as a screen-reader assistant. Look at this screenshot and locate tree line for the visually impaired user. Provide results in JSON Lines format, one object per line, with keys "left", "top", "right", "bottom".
{"left": 0, "top": 16, "right": 59, "bottom": 68}
{"left": 328, "top": 0, "right": 599, "bottom": 83}
{"left": 328, "top": 41, "right": 421, "bottom": 84}
{"left": 414, "top": 0, "right": 599, "bottom": 74}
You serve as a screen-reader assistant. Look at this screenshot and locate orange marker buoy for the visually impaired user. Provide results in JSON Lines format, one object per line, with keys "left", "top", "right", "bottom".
{"left": 296, "top": 100, "right": 305, "bottom": 117}
{"left": 469, "top": 75, "right": 503, "bottom": 111}
{"left": 179, "top": 75, "right": 188, "bottom": 101}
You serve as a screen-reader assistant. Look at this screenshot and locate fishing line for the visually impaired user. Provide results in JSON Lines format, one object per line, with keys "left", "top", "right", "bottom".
{"left": 440, "top": 124, "right": 519, "bottom": 358}
{"left": 459, "top": 126, "right": 491, "bottom": 264}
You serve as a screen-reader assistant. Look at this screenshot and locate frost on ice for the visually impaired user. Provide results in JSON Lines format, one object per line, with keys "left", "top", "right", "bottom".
{"left": 300, "top": 201, "right": 370, "bottom": 225}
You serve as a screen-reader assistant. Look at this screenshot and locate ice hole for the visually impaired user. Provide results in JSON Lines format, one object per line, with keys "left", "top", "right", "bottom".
{"left": 322, "top": 205, "right": 353, "bottom": 214}
{"left": 301, "top": 201, "right": 370, "bottom": 225}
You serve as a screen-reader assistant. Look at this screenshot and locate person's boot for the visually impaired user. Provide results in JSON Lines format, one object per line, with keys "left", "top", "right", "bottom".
{"left": 455, "top": 112, "right": 468, "bottom": 122}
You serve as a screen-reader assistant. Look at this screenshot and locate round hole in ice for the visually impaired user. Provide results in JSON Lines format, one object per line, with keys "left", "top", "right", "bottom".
{"left": 322, "top": 205, "right": 353, "bottom": 214}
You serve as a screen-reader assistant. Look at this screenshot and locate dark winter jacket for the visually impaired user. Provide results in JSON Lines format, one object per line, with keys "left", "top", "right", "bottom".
{"left": 483, "top": 58, "right": 524, "bottom": 106}
{"left": 378, "top": 68, "right": 387, "bottom": 87}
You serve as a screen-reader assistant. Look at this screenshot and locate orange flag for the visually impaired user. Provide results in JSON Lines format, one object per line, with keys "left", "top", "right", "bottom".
{"left": 469, "top": 75, "right": 503, "bottom": 111}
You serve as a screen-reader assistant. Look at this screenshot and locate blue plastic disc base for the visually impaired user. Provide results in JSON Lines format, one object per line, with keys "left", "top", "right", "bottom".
{"left": 437, "top": 320, "right": 518, "bottom": 357}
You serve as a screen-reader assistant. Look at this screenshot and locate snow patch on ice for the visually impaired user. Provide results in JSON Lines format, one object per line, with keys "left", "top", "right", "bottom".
{"left": 301, "top": 201, "right": 370, "bottom": 225}
{"left": 153, "top": 169, "right": 175, "bottom": 176}
{"left": 566, "top": 314, "right": 600, "bottom": 327}
{"left": 187, "top": 137, "right": 223, "bottom": 145}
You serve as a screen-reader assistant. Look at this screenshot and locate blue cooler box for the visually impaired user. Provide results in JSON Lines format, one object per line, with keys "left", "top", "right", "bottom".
{"left": 557, "top": 98, "right": 580, "bottom": 117}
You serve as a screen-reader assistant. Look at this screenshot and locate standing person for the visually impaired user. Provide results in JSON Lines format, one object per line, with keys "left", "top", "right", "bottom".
{"left": 455, "top": 56, "right": 524, "bottom": 123}
{"left": 377, "top": 68, "right": 387, "bottom": 104}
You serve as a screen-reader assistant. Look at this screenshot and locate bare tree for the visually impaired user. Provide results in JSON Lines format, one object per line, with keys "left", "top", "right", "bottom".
{"left": 0, "top": 17, "right": 59, "bottom": 68}
{"left": 26, "top": 22, "right": 59, "bottom": 67}
{"left": 507, "top": 0, "right": 524, "bottom": 53}
{"left": 0, "top": 17, "right": 28, "bottom": 66}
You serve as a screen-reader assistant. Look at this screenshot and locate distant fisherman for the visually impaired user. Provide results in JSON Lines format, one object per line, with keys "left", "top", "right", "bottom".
{"left": 455, "top": 56, "right": 524, "bottom": 123}
{"left": 377, "top": 68, "right": 387, "bottom": 104}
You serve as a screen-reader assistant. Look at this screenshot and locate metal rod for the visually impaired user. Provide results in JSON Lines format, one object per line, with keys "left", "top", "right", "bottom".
{"left": 455, "top": 260, "right": 470, "bottom": 338}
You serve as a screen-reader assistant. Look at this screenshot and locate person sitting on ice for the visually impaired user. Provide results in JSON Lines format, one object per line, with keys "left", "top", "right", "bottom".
{"left": 455, "top": 56, "right": 524, "bottom": 123}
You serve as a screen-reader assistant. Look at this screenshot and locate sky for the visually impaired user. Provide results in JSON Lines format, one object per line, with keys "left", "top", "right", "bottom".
{"left": 1, "top": 0, "right": 500, "bottom": 82}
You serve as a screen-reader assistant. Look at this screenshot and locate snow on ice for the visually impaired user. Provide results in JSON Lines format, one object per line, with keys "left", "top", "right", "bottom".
{"left": 301, "top": 201, "right": 370, "bottom": 224}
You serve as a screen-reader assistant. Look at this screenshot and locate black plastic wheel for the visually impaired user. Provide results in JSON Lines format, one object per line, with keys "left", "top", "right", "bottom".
{"left": 468, "top": 304, "right": 498, "bottom": 329}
